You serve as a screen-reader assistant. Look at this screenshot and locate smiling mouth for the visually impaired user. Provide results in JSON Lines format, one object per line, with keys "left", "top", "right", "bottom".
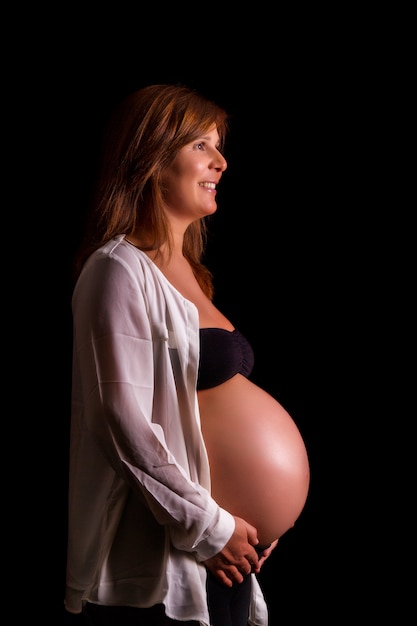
{"left": 198, "top": 182, "right": 216, "bottom": 189}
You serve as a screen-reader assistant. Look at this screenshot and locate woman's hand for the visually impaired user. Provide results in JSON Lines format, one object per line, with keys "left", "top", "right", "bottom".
{"left": 202, "top": 516, "right": 260, "bottom": 587}
{"left": 251, "top": 538, "right": 279, "bottom": 574}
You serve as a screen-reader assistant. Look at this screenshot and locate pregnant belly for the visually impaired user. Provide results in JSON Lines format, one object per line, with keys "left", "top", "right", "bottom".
{"left": 198, "top": 375, "right": 310, "bottom": 545}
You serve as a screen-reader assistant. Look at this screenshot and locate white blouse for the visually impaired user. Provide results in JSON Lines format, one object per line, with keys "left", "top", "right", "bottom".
{"left": 64, "top": 235, "right": 268, "bottom": 626}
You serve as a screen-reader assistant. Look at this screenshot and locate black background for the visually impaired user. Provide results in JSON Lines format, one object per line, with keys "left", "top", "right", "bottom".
{"left": 20, "top": 12, "right": 409, "bottom": 624}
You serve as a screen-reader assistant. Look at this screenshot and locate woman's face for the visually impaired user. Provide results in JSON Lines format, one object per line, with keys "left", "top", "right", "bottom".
{"left": 161, "top": 125, "right": 227, "bottom": 225}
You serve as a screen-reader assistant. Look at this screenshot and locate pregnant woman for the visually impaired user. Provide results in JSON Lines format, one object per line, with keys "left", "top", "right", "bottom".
{"left": 64, "top": 83, "right": 310, "bottom": 626}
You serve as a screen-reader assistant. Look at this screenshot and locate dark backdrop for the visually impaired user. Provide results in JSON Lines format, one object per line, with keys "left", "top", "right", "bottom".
{"left": 23, "top": 19, "right": 398, "bottom": 624}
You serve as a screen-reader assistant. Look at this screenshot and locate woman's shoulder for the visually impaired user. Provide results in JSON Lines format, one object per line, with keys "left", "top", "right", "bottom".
{"left": 87, "top": 235, "right": 149, "bottom": 273}
{"left": 74, "top": 236, "right": 148, "bottom": 294}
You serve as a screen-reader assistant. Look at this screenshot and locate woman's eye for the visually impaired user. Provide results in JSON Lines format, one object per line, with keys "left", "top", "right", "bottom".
{"left": 194, "top": 142, "right": 205, "bottom": 150}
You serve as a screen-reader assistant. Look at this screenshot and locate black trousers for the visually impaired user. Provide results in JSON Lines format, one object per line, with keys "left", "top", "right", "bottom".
{"left": 206, "top": 569, "right": 252, "bottom": 626}
{"left": 206, "top": 543, "right": 270, "bottom": 625}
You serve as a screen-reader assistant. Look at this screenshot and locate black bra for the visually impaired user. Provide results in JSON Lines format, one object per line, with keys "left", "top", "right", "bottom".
{"left": 197, "top": 328, "right": 254, "bottom": 391}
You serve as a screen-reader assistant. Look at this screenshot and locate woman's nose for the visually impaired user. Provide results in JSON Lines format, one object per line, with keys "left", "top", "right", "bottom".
{"left": 216, "top": 154, "right": 227, "bottom": 172}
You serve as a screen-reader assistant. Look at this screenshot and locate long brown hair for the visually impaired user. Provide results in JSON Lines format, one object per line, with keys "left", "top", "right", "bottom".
{"left": 74, "top": 84, "right": 229, "bottom": 299}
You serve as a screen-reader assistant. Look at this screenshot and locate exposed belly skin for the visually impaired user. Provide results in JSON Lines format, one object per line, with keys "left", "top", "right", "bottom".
{"left": 198, "top": 375, "right": 310, "bottom": 545}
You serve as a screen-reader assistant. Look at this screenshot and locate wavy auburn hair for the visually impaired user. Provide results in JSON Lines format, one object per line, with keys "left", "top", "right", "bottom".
{"left": 74, "top": 83, "right": 229, "bottom": 298}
